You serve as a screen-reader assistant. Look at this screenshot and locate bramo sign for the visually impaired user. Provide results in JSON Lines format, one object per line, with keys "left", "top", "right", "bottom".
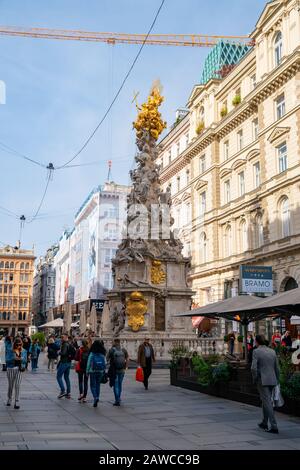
{"left": 240, "top": 266, "right": 273, "bottom": 294}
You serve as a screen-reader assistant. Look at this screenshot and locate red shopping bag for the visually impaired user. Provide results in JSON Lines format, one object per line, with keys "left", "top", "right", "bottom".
{"left": 136, "top": 366, "right": 144, "bottom": 382}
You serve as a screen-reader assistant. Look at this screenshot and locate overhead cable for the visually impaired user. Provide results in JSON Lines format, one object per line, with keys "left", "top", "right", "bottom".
{"left": 57, "top": 0, "right": 166, "bottom": 169}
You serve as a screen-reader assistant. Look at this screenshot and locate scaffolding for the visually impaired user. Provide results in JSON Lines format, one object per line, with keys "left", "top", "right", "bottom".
{"left": 200, "top": 40, "right": 251, "bottom": 84}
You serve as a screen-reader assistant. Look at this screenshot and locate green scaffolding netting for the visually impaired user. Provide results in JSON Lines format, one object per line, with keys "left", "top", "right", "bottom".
{"left": 200, "top": 40, "right": 251, "bottom": 84}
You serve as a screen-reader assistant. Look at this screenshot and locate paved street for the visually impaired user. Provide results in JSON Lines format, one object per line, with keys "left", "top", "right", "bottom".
{"left": 0, "top": 355, "right": 300, "bottom": 450}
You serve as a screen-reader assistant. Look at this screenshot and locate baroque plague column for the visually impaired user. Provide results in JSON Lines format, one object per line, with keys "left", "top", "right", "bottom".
{"left": 102, "top": 85, "right": 196, "bottom": 359}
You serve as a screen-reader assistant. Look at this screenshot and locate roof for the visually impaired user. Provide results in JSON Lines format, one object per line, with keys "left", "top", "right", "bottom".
{"left": 176, "top": 295, "right": 262, "bottom": 317}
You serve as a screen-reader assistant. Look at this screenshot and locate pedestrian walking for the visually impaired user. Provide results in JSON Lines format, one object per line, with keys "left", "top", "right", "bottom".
{"left": 75, "top": 339, "right": 90, "bottom": 402}
{"left": 137, "top": 337, "right": 155, "bottom": 390}
{"left": 247, "top": 333, "right": 254, "bottom": 364}
{"left": 22, "top": 336, "right": 31, "bottom": 370}
{"left": 6, "top": 337, "right": 27, "bottom": 409}
{"left": 56, "top": 334, "right": 75, "bottom": 399}
{"left": 107, "top": 338, "right": 129, "bottom": 406}
{"left": 47, "top": 337, "right": 59, "bottom": 371}
{"left": 281, "top": 330, "right": 292, "bottom": 350}
{"left": 228, "top": 331, "right": 236, "bottom": 355}
{"left": 0, "top": 335, "right": 5, "bottom": 371}
{"left": 251, "top": 334, "right": 280, "bottom": 434}
{"left": 86, "top": 340, "right": 106, "bottom": 407}
{"left": 29, "top": 339, "right": 40, "bottom": 372}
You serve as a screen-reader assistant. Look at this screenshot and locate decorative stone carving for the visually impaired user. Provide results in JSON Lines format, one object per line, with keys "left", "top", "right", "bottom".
{"left": 126, "top": 291, "right": 148, "bottom": 332}
{"left": 111, "top": 302, "right": 126, "bottom": 336}
{"left": 151, "top": 260, "right": 166, "bottom": 284}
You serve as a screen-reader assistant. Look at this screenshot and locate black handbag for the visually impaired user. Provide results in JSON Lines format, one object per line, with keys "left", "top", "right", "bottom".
{"left": 101, "top": 372, "right": 108, "bottom": 384}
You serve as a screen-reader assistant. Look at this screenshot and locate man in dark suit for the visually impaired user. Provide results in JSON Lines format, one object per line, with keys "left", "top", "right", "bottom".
{"left": 251, "top": 334, "right": 280, "bottom": 434}
{"left": 137, "top": 337, "right": 155, "bottom": 390}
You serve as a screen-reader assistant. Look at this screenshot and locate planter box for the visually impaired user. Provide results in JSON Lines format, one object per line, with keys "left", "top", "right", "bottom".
{"left": 170, "top": 367, "right": 300, "bottom": 417}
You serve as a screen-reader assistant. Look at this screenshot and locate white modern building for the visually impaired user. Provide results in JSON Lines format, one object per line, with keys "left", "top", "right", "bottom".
{"left": 53, "top": 181, "right": 130, "bottom": 307}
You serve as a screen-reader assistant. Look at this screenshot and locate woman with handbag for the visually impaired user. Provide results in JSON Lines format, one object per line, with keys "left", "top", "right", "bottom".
{"left": 75, "top": 339, "right": 90, "bottom": 403}
{"left": 6, "top": 337, "right": 27, "bottom": 409}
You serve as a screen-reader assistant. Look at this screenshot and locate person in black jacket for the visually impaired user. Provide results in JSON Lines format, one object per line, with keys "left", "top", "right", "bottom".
{"left": 47, "top": 338, "right": 59, "bottom": 371}
{"left": 56, "top": 334, "right": 73, "bottom": 399}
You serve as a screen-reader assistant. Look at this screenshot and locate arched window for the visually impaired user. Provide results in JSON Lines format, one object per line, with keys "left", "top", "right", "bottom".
{"left": 3, "top": 311, "right": 6, "bottom": 320}
{"left": 224, "top": 225, "right": 232, "bottom": 257}
{"left": 20, "top": 262, "right": 25, "bottom": 270}
{"left": 19, "top": 298, "right": 23, "bottom": 308}
{"left": 255, "top": 215, "right": 264, "bottom": 248}
{"left": 7, "top": 312, "right": 10, "bottom": 321}
{"left": 200, "top": 232, "right": 207, "bottom": 264}
{"left": 23, "top": 298, "right": 28, "bottom": 308}
{"left": 281, "top": 197, "right": 290, "bottom": 238}
{"left": 240, "top": 220, "right": 248, "bottom": 252}
{"left": 25, "top": 262, "right": 29, "bottom": 270}
{"left": 274, "top": 31, "right": 283, "bottom": 67}
{"left": 9, "top": 262, "right": 14, "bottom": 269}
{"left": 0, "top": 261, "right": 4, "bottom": 269}
{"left": 18, "top": 312, "right": 22, "bottom": 321}
{"left": 5, "top": 261, "right": 9, "bottom": 269}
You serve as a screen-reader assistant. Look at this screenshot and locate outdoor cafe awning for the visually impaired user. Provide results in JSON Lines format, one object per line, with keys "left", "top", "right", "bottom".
{"left": 38, "top": 318, "right": 63, "bottom": 328}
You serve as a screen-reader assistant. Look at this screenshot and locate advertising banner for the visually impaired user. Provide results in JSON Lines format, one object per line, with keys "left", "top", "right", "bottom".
{"left": 239, "top": 265, "right": 273, "bottom": 294}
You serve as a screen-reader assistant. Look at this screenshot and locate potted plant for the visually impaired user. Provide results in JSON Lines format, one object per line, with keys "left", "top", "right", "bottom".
{"left": 220, "top": 106, "right": 228, "bottom": 118}
{"left": 232, "top": 94, "right": 241, "bottom": 106}
{"left": 196, "top": 120, "right": 205, "bottom": 135}
{"left": 223, "top": 334, "right": 229, "bottom": 343}
{"left": 237, "top": 335, "right": 244, "bottom": 343}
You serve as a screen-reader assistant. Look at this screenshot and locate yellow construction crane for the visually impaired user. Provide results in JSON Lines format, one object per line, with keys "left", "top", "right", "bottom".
{"left": 0, "top": 26, "right": 254, "bottom": 47}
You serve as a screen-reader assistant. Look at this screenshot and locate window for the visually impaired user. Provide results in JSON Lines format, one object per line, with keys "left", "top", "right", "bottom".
{"left": 25, "top": 262, "right": 29, "bottom": 270}
{"left": 224, "top": 180, "right": 231, "bottom": 204}
{"left": 9, "top": 273, "right": 13, "bottom": 281}
{"left": 9, "top": 262, "right": 14, "bottom": 269}
{"left": 186, "top": 202, "right": 191, "bottom": 225}
{"left": 185, "top": 133, "right": 189, "bottom": 148}
{"left": 5, "top": 262, "right": 9, "bottom": 269}
{"left": 104, "top": 249, "right": 111, "bottom": 265}
{"left": 0, "top": 273, "right": 2, "bottom": 280}
{"left": 224, "top": 226, "right": 232, "bottom": 257}
{"left": 0, "top": 261, "right": 4, "bottom": 269}
{"left": 276, "top": 94, "right": 285, "bottom": 120}
{"left": 256, "top": 215, "right": 264, "bottom": 248}
{"left": 237, "top": 130, "right": 243, "bottom": 151}
{"left": 19, "top": 298, "right": 23, "bottom": 308}
{"left": 19, "top": 286, "right": 28, "bottom": 295}
{"left": 199, "top": 192, "right": 206, "bottom": 216}
{"left": 199, "top": 155, "right": 206, "bottom": 174}
{"left": 224, "top": 141, "right": 229, "bottom": 160}
{"left": 251, "top": 74, "right": 256, "bottom": 90}
{"left": 278, "top": 142, "right": 287, "bottom": 173}
{"left": 168, "top": 150, "right": 171, "bottom": 164}
{"left": 176, "top": 142, "right": 180, "bottom": 157}
{"left": 240, "top": 220, "right": 248, "bottom": 252}
{"left": 186, "top": 170, "right": 190, "bottom": 185}
{"left": 177, "top": 176, "right": 181, "bottom": 192}
{"left": 274, "top": 31, "right": 283, "bottom": 67}
{"left": 20, "top": 262, "right": 25, "bottom": 270}
{"left": 104, "top": 273, "right": 112, "bottom": 289}
{"left": 239, "top": 171, "right": 245, "bottom": 196}
{"left": 252, "top": 118, "right": 259, "bottom": 140}
{"left": 253, "top": 162, "right": 261, "bottom": 188}
{"left": 200, "top": 232, "right": 207, "bottom": 264}
{"left": 281, "top": 197, "right": 290, "bottom": 238}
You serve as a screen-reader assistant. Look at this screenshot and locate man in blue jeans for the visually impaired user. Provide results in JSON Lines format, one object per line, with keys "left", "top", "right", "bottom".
{"left": 56, "top": 334, "right": 72, "bottom": 399}
{"left": 107, "top": 339, "right": 129, "bottom": 406}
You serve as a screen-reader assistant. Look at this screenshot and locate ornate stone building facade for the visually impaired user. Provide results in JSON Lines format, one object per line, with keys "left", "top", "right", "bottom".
{"left": 0, "top": 244, "right": 35, "bottom": 335}
{"left": 157, "top": 0, "right": 300, "bottom": 333}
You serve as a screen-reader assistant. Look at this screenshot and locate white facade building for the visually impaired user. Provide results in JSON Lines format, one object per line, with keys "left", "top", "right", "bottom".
{"left": 53, "top": 182, "right": 130, "bottom": 307}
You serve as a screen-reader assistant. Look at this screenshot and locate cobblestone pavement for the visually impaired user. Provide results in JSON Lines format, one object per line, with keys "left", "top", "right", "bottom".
{"left": 0, "top": 355, "right": 300, "bottom": 450}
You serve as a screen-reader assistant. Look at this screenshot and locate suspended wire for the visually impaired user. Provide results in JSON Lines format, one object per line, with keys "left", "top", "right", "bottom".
{"left": 0, "top": 204, "right": 19, "bottom": 218}
{"left": 0, "top": 140, "right": 47, "bottom": 168}
{"left": 26, "top": 171, "right": 52, "bottom": 224}
{"left": 57, "top": 0, "right": 166, "bottom": 169}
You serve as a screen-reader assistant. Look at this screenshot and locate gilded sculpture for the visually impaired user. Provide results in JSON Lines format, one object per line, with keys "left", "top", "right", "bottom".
{"left": 151, "top": 259, "right": 166, "bottom": 284}
{"left": 126, "top": 291, "right": 148, "bottom": 332}
{"left": 133, "top": 84, "right": 167, "bottom": 140}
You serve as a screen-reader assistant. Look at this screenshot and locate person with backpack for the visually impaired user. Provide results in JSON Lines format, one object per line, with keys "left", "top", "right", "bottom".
{"left": 107, "top": 338, "right": 129, "bottom": 407}
{"left": 75, "top": 339, "right": 90, "bottom": 402}
{"left": 29, "top": 339, "right": 41, "bottom": 372}
{"left": 56, "top": 333, "right": 76, "bottom": 399}
{"left": 86, "top": 340, "right": 106, "bottom": 408}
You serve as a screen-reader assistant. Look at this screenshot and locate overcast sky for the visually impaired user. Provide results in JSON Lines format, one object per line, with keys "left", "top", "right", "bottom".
{"left": 0, "top": 0, "right": 267, "bottom": 258}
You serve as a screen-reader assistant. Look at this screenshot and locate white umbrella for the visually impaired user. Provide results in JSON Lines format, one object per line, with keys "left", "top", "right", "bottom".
{"left": 38, "top": 318, "right": 63, "bottom": 329}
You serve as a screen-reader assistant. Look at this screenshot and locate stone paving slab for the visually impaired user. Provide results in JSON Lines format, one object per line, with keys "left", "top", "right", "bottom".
{"left": 1, "top": 355, "right": 300, "bottom": 450}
